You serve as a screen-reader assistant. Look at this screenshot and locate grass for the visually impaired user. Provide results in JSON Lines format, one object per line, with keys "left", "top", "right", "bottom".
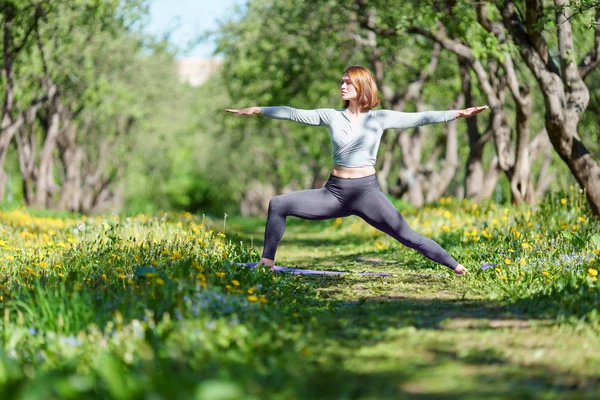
{"left": 0, "top": 189, "right": 599, "bottom": 399}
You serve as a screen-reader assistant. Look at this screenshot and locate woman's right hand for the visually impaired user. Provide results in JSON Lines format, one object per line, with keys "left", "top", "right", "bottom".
{"left": 225, "top": 107, "right": 262, "bottom": 116}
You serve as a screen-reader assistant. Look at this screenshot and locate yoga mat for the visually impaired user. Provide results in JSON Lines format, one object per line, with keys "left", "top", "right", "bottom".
{"left": 236, "top": 262, "right": 390, "bottom": 277}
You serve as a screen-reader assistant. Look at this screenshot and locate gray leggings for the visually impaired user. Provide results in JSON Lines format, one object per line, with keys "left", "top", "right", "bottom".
{"left": 262, "top": 174, "right": 459, "bottom": 270}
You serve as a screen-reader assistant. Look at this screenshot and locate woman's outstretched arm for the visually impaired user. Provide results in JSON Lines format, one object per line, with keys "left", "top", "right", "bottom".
{"left": 377, "top": 105, "right": 489, "bottom": 130}
{"left": 226, "top": 106, "right": 334, "bottom": 126}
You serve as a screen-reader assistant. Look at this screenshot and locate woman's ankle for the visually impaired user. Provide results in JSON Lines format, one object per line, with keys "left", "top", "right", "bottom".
{"left": 454, "top": 264, "right": 468, "bottom": 275}
{"left": 259, "top": 257, "right": 275, "bottom": 267}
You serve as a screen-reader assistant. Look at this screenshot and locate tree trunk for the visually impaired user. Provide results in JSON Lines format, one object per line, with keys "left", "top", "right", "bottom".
{"left": 0, "top": 5, "right": 16, "bottom": 202}
{"left": 459, "top": 58, "right": 487, "bottom": 200}
{"left": 34, "top": 94, "right": 61, "bottom": 208}
{"left": 500, "top": 0, "right": 600, "bottom": 215}
{"left": 57, "top": 121, "right": 83, "bottom": 211}
{"left": 510, "top": 86, "right": 533, "bottom": 204}
{"left": 425, "top": 107, "right": 459, "bottom": 202}
{"left": 15, "top": 122, "right": 36, "bottom": 205}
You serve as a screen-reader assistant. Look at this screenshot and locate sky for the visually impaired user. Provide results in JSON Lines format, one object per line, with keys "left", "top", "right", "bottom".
{"left": 145, "top": 0, "right": 243, "bottom": 59}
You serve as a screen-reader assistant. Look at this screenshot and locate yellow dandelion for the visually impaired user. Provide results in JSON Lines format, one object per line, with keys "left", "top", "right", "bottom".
{"left": 495, "top": 267, "right": 502, "bottom": 273}
{"left": 247, "top": 295, "right": 259, "bottom": 302}
{"left": 542, "top": 271, "right": 549, "bottom": 276}
{"left": 501, "top": 276, "right": 508, "bottom": 280}
{"left": 247, "top": 286, "right": 256, "bottom": 294}
{"left": 594, "top": 249, "right": 600, "bottom": 256}
{"left": 561, "top": 198, "right": 567, "bottom": 205}
{"left": 504, "top": 258, "right": 511, "bottom": 265}
{"left": 508, "top": 249, "right": 515, "bottom": 253}
{"left": 232, "top": 279, "right": 240, "bottom": 287}
{"left": 156, "top": 278, "right": 165, "bottom": 285}
{"left": 118, "top": 274, "right": 126, "bottom": 279}
{"left": 521, "top": 243, "right": 531, "bottom": 249}
{"left": 170, "top": 250, "right": 182, "bottom": 261}
{"left": 588, "top": 268, "right": 598, "bottom": 277}
{"left": 216, "top": 272, "right": 225, "bottom": 278}
{"left": 593, "top": 277, "right": 598, "bottom": 283}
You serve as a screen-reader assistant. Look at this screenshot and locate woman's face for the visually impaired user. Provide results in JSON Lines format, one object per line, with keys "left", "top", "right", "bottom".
{"left": 340, "top": 73, "right": 357, "bottom": 101}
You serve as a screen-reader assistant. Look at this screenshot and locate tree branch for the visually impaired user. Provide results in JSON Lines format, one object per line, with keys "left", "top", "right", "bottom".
{"left": 499, "top": 1, "right": 560, "bottom": 77}
{"left": 525, "top": 0, "right": 551, "bottom": 65}
{"left": 354, "top": 0, "right": 397, "bottom": 37}
{"left": 578, "top": 7, "right": 600, "bottom": 79}
{"left": 555, "top": 0, "right": 583, "bottom": 89}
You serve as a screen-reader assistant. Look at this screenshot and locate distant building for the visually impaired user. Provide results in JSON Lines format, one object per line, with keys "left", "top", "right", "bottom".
{"left": 175, "top": 58, "right": 224, "bottom": 87}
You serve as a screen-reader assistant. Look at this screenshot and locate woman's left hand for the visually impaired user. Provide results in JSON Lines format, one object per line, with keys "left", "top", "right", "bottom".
{"left": 455, "top": 105, "right": 489, "bottom": 119}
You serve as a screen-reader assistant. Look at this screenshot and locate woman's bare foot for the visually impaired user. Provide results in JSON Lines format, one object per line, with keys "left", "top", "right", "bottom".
{"left": 454, "top": 264, "right": 468, "bottom": 275}
{"left": 257, "top": 257, "right": 275, "bottom": 271}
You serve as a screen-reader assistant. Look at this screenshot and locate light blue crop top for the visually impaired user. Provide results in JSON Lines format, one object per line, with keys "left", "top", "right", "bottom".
{"left": 260, "top": 106, "right": 457, "bottom": 167}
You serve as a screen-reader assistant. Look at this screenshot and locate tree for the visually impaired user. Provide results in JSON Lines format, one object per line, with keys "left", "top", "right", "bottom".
{"left": 0, "top": 1, "right": 54, "bottom": 202}
{"left": 394, "top": 0, "right": 554, "bottom": 204}
{"left": 2, "top": 0, "right": 187, "bottom": 213}
{"left": 497, "top": 0, "right": 600, "bottom": 215}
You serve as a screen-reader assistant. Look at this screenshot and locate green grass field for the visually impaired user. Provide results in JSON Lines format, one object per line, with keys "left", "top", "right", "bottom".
{"left": 1, "top": 190, "right": 599, "bottom": 399}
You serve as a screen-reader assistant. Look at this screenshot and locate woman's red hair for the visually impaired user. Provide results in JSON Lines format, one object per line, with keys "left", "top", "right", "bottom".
{"left": 342, "top": 66, "right": 380, "bottom": 110}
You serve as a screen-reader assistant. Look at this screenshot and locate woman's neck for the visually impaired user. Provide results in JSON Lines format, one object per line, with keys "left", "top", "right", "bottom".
{"left": 346, "top": 102, "right": 364, "bottom": 115}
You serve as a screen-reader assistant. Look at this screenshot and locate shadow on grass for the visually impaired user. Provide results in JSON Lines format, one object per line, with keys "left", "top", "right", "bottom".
{"left": 288, "top": 293, "right": 598, "bottom": 399}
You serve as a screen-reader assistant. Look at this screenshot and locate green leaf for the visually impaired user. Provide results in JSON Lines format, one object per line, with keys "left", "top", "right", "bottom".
{"left": 0, "top": 348, "right": 23, "bottom": 385}
{"left": 195, "top": 380, "right": 246, "bottom": 400}
{"left": 94, "top": 353, "right": 138, "bottom": 400}
{"left": 590, "top": 233, "right": 600, "bottom": 250}
{"left": 561, "top": 231, "right": 574, "bottom": 241}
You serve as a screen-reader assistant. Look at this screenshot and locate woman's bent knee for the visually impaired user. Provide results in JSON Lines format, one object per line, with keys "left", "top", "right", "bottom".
{"left": 268, "top": 195, "right": 287, "bottom": 215}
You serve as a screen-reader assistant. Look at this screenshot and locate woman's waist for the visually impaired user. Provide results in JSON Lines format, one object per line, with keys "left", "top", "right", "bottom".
{"left": 331, "top": 164, "right": 376, "bottom": 179}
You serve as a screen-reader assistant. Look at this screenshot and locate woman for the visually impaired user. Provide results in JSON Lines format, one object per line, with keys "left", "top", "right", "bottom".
{"left": 226, "top": 66, "right": 488, "bottom": 275}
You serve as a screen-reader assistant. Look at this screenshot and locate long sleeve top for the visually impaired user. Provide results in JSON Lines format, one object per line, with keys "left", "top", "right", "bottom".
{"left": 261, "top": 106, "right": 456, "bottom": 167}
